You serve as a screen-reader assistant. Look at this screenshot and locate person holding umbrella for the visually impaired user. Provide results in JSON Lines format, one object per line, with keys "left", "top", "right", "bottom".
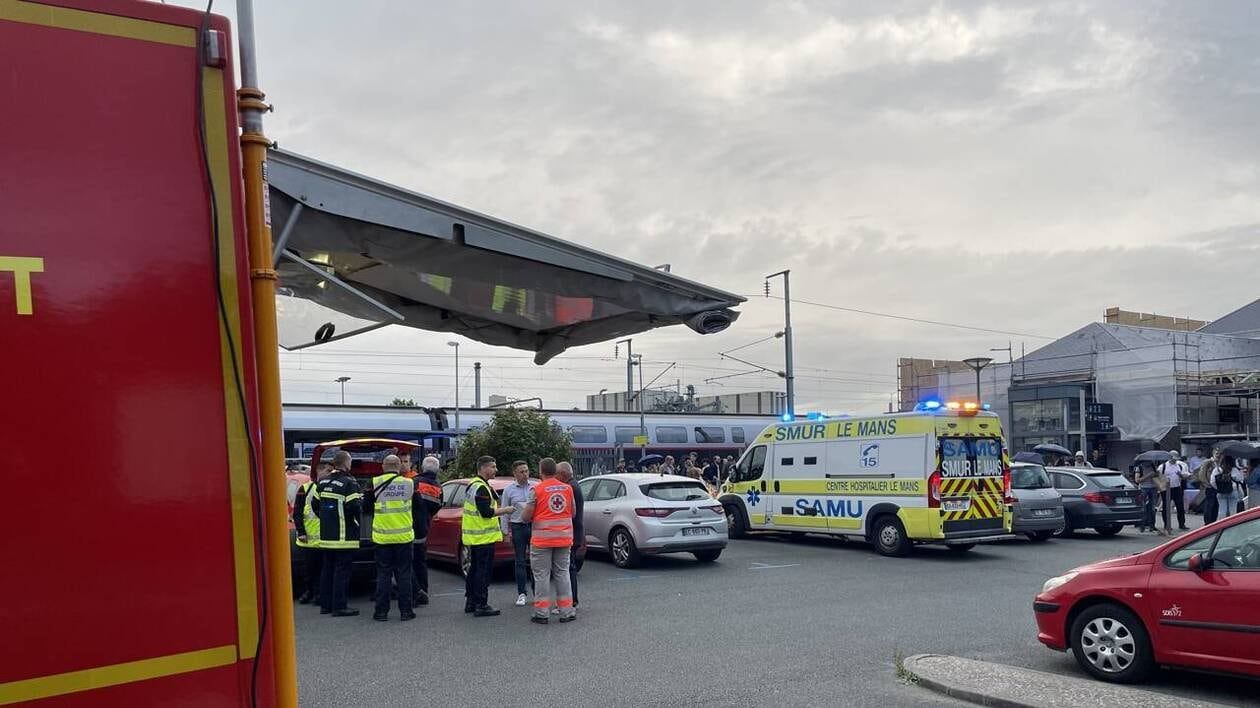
{"left": 1195, "top": 448, "right": 1224, "bottom": 524}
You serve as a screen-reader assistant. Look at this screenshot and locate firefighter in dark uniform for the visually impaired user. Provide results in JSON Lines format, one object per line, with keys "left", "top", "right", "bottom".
{"left": 317, "top": 450, "right": 362, "bottom": 617}
{"left": 413, "top": 455, "right": 444, "bottom": 606}
{"left": 291, "top": 463, "right": 328, "bottom": 604}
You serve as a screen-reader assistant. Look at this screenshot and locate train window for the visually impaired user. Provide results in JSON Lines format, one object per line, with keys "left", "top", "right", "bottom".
{"left": 732, "top": 427, "right": 746, "bottom": 444}
{"left": 569, "top": 425, "right": 608, "bottom": 444}
{"left": 614, "top": 426, "right": 640, "bottom": 444}
{"left": 694, "top": 426, "right": 725, "bottom": 443}
{"left": 655, "top": 426, "right": 688, "bottom": 443}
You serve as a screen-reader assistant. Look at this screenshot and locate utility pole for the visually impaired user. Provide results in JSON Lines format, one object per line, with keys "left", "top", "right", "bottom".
{"left": 634, "top": 353, "right": 646, "bottom": 458}
{"left": 615, "top": 337, "right": 633, "bottom": 412}
{"left": 473, "top": 361, "right": 481, "bottom": 409}
{"left": 447, "top": 341, "right": 460, "bottom": 430}
{"left": 765, "top": 270, "right": 795, "bottom": 417}
{"left": 335, "top": 376, "right": 350, "bottom": 404}
{"left": 962, "top": 357, "right": 992, "bottom": 403}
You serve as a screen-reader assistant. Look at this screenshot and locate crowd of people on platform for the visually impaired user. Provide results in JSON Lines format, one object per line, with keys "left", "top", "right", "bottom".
{"left": 1127, "top": 446, "right": 1260, "bottom": 536}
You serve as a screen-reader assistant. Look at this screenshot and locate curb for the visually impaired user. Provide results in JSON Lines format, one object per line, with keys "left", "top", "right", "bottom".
{"left": 902, "top": 654, "right": 1030, "bottom": 708}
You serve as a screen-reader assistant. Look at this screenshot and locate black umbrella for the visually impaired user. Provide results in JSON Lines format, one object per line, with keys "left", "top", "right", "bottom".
{"left": 1133, "top": 450, "right": 1173, "bottom": 463}
{"left": 1032, "top": 443, "right": 1071, "bottom": 457}
{"left": 1215, "top": 441, "right": 1260, "bottom": 460}
{"left": 1012, "top": 451, "right": 1043, "bottom": 464}
{"left": 638, "top": 453, "right": 665, "bottom": 467}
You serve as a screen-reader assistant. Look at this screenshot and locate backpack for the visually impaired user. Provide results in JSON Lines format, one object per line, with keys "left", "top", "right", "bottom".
{"left": 1214, "top": 466, "right": 1235, "bottom": 495}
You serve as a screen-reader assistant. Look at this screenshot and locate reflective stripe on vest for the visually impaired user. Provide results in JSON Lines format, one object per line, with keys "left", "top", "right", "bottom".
{"left": 296, "top": 481, "right": 320, "bottom": 548}
{"left": 372, "top": 474, "right": 415, "bottom": 545}
{"left": 530, "top": 478, "right": 573, "bottom": 548}
{"left": 318, "top": 478, "right": 362, "bottom": 550}
{"left": 462, "top": 477, "right": 504, "bottom": 546}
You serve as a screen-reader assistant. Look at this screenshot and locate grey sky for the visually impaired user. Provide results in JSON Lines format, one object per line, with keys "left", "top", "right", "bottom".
{"left": 192, "top": 1, "right": 1260, "bottom": 412}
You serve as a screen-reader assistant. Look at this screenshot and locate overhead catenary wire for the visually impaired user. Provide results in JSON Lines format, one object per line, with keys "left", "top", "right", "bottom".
{"left": 761, "top": 294, "right": 1056, "bottom": 340}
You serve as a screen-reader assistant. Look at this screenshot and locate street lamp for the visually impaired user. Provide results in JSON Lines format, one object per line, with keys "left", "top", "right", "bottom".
{"left": 961, "top": 357, "right": 992, "bottom": 403}
{"left": 334, "top": 376, "right": 350, "bottom": 405}
{"left": 447, "top": 341, "right": 460, "bottom": 431}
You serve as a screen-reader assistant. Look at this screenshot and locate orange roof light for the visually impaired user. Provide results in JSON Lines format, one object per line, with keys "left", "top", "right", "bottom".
{"left": 962, "top": 401, "right": 979, "bottom": 411}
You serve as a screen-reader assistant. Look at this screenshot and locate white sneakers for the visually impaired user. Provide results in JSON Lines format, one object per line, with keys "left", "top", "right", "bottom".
{"left": 515, "top": 594, "right": 527, "bottom": 607}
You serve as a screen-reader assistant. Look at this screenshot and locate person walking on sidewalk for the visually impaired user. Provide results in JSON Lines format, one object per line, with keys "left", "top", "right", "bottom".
{"left": 367, "top": 454, "right": 416, "bottom": 622}
{"left": 463, "top": 456, "right": 516, "bottom": 618}
{"left": 1196, "top": 448, "right": 1223, "bottom": 523}
{"left": 1159, "top": 451, "right": 1190, "bottom": 531}
{"left": 522, "top": 457, "right": 576, "bottom": 625}
{"left": 557, "top": 461, "right": 583, "bottom": 611}
{"left": 1135, "top": 462, "right": 1159, "bottom": 533}
{"left": 1216, "top": 456, "right": 1244, "bottom": 519}
{"left": 500, "top": 460, "right": 536, "bottom": 608}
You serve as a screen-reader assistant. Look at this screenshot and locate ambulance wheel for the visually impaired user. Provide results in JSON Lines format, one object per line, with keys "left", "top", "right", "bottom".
{"left": 610, "top": 528, "right": 641, "bottom": 569}
{"left": 724, "top": 504, "right": 749, "bottom": 539}
{"left": 458, "top": 545, "right": 471, "bottom": 578}
{"left": 871, "top": 516, "right": 912, "bottom": 557}
{"left": 1069, "top": 603, "right": 1153, "bottom": 683}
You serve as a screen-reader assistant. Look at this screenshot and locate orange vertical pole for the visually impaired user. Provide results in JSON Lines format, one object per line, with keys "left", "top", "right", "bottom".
{"left": 234, "top": 0, "right": 298, "bottom": 703}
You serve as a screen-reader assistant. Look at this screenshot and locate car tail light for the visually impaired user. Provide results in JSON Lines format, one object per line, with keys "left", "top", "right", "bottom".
{"left": 928, "top": 471, "right": 942, "bottom": 508}
{"left": 702, "top": 504, "right": 724, "bottom": 515}
{"left": 635, "top": 507, "right": 678, "bottom": 518}
{"left": 1003, "top": 465, "right": 1015, "bottom": 505}
{"left": 1083, "top": 491, "right": 1112, "bottom": 504}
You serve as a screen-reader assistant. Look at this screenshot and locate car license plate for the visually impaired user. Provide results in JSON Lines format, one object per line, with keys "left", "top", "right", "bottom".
{"left": 683, "top": 527, "right": 710, "bottom": 537}
{"left": 942, "top": 499, "right": 970, "bottom": 512}
{"left": 1032, "top": 508, "right": 1056, "bottom": 517}
{"left": 1113, "top": 497, "right": 1134, "bottom": 505}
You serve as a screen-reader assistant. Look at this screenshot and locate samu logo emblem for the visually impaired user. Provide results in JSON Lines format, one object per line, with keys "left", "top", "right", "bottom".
{"left": 548, "top": 492, "right": 567, "bottom": 513}
{"left": 861, "top": 443, "right": 880, "bottom": 468}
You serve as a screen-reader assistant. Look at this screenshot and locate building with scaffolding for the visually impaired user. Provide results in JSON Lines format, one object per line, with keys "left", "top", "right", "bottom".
{"left": 900, "top": 301, "right": 1260, "bottom": 468}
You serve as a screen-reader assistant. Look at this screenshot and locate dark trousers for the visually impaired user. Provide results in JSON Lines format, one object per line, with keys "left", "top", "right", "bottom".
{"left": 465, "top": 543, "right": 494, "bottom": 609}
{"left": 320, "top": 549, "right": 354, "bottom": 612}
{"left": 1140, "top": 489, "right": 1156, "bottom": 530}
{"left": 301, "top": 547, "right": 323, "bottom": 600}
{"left": 374, "top": 543, "right": 413, "bottom": 616}
{"left": 1202, "top": 488, "right": 1219, "bottom": 524}
{"left": 570, "top": 547, "right": 582, "bottom": 605}
{"left": 510, "top": 523, "right": 534, "bottom": 595}
{"left": 1169, "top": 486, "right": 1186, "bottom": 528}
{"left": 413, "top": 541, "right": 429, "bottom": 600}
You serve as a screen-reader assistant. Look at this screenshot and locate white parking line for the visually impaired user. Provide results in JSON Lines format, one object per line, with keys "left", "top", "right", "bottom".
{"left": 750, "top": 562, "right": 800, "bottom": 570}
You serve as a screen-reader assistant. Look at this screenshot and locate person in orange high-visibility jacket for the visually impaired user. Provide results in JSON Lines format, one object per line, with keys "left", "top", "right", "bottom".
{"left": 521, "top": 457, "right": 576, "bottom": 624}
{"left": 412, "top": 456, "right": 444, "bottom": 606}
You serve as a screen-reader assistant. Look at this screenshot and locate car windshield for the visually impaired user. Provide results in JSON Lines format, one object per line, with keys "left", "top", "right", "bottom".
{"left": 640, "top": 481, "right": 712, "bottom": 502}
{"left": 1011, "top": 464, "right": 1051, "bottom": 489}
{"left": 1090, "top": 473, "right": 1133, "bottom": 489}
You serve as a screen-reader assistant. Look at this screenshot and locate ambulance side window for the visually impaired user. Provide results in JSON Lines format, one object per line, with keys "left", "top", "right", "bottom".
{"left": 734, "top": 445, "right": 767, "bottom": 482}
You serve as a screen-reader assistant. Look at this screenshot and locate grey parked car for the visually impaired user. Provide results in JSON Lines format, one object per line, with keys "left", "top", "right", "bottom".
{"left": 577, "top": 473, "right": 727, "bottom": 568}
{"left": 1047, "top": 467, "right": 1144, "bottom": 537}
{"left": 1010, "top": 462, "right": 1065, "bottom": 542}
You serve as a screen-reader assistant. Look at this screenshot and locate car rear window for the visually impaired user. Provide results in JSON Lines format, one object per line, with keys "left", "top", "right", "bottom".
{"left": 640, "top": 481, "right": 711, "bottom": 502}
{"left": 1089, "top": 474, "right": 1133, "bottom": 489}
{"left": 1011, "top": 464, "right": 1051, "bottom": 489}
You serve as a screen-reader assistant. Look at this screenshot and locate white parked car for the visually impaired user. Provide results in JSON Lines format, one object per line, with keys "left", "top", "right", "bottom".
{"left": 578, "top": 473, "right": 727, "bottom": 568}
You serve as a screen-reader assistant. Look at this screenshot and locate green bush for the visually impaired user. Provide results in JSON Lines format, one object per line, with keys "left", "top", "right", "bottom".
{"left": 446, "top": 408, "right": 572, "bottom": 482}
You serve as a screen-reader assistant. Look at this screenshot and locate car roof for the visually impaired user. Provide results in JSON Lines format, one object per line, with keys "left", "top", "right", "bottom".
{"left": 586, "top": 473, "right": 703, "bottom": 483}
{"left": 1049, "top": 466, "right": 1118, "bottom": 474}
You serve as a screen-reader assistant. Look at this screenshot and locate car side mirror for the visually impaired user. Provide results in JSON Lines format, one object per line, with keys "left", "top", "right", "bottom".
{"left": 1187, "top": 552, "right": 1208, "bottom": 573}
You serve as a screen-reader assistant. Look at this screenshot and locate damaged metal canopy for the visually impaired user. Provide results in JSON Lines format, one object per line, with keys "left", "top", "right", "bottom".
{"left": 266, "top": 149, "right": 743, "bottom": 364}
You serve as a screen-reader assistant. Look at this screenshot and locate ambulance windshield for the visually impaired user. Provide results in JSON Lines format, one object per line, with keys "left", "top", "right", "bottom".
{"left": 939, "top": 437, "right": 1004, "bottom": 477}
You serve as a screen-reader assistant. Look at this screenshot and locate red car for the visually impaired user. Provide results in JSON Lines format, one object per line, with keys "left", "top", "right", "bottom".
{"left": 1035, "top": 506, "right": 1260, "bottom": 683}
{"left": 426, "top": 477, "right": 527, "bottom": 576}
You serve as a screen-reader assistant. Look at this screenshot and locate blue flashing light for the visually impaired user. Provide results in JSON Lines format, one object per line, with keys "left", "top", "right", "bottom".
{"left": 806, "top": 411, "right": 825, "bottom": 421}
{"left": 916, "top": 399, "right": 943, "bottom": 412}
{"left": 780, "top": 412, "right": 795, "bottom": 423}
{"left": 981, "top": 403, "right": 992, "bottom": 411}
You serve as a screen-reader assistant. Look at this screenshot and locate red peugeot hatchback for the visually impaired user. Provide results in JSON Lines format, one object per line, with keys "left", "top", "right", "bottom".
{"left": 1034, "top": 506, "right": 1260, "bottom": 683}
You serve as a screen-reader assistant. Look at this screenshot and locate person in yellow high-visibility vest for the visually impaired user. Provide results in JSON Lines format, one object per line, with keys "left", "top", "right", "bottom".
{"left": 463, "top": 455, "right": 516, "bottom": 617}
{"left": 368, "top": 454, "right": 416, "bottom": 622}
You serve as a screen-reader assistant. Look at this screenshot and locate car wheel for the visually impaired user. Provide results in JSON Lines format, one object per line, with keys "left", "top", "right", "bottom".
{"left": 693, "top": 549, "right": 722, "bottom": 563}
{"left": 946, "top": 544, "right": 975, "bottom": 554}
{"left": 1053, "top": 517, "right": 1074, "bottom": 538}
{"left": 871, "top": 515, "right": 912, "bottom": 557}
{"left": 609, "top": 528, "right": 641, "bottom": 569}
{"left": 1027, "top": 530, "right": 1054, "bottom": 542}
{"left": 1094, "top": 524, "right": 1123, "bottom": 537}
{"left": 458, "top": 545, "right": 471, "bottom": 579}
{"left": 724, "top": 503, "right": 749, "bottom": 539}
{"left": 1069, "top": 603, "right": 1154, "bottom": 683}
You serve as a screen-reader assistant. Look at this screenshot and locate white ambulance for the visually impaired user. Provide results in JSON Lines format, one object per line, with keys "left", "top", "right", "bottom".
{"left": 718, "top": 402, "right": 1013, "bottom": 556}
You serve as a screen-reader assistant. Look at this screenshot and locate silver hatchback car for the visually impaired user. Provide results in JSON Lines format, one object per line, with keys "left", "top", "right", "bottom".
{"left": 578, "top": 473, "right": 728, "bottom": 568}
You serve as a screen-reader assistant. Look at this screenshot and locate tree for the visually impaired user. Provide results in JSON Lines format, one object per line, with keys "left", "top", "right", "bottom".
{"left": 390, "top": 397, "right": 417, "bottom": 407}
{"left": 448, "top": 408, "right": 572, "bottom": 482}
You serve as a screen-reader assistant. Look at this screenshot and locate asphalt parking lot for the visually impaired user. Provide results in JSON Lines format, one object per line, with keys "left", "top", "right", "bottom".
{"left": 296, "top": 525, "right": 1260, "bottom": 707}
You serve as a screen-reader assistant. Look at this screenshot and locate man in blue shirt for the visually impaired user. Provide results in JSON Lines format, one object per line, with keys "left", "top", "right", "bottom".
{"left": 499, "top": 460, "right": 535, "bottom": 607}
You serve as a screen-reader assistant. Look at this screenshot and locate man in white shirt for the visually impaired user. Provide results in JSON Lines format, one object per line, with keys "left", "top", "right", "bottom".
{"left": 1160, "top": 451, "right": 1190, "bottom": 531}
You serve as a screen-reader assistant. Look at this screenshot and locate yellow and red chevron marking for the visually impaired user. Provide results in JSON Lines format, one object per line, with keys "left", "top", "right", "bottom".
{"left": 939, "top": 475, "right": 1004, "bottom": 520}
